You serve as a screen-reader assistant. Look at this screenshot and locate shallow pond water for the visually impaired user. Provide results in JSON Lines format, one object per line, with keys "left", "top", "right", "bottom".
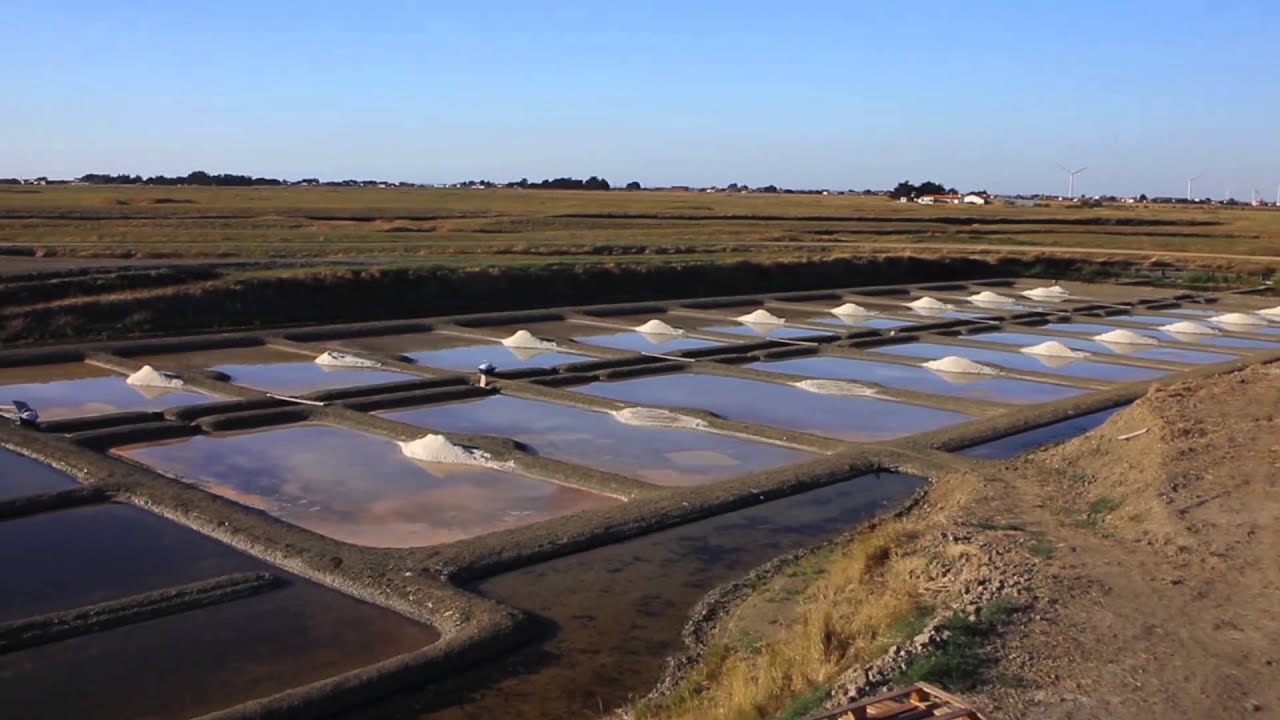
{"left": 957, "top": 407, "right": 1126, "bottom": 459}
{"left": 869, "top": 341, "right": 1167, "bottom": 381}
{"left": 570, "top": 329, "right": 724, "bottom": 353}
{"left": 965, "top": 332, "right": 1238, "bottom": 365}
{"left": 339, "top": 332, "right": 592, "bottom": 371}
{"left": 117, "top": 423, "right": 618, "bottom": 547}
{"left": 575, "top": 373, "right": 971, "bottom": 441}
{"left": 0, "top": 447, "right": 79, "bottom": 499}
{"left": 0, "top": 363, "right": 214, "bottom": 421}
{"left": 1038, "top": 322, "right": 1280, "bottom": 350}
{"left": 383, "top": 395, "right": 814, "bottom": 486}
{"left": 748, "top": 356, "right": 1084, "bottom": 405}
{"left": 0, "top": 504, "right": 438, "bottom": 720}
{"left": 140, "top": 346, "right": 416, "bottom": 394}
{"left": 346, "top": 472, "right": 928, "bottom": 720}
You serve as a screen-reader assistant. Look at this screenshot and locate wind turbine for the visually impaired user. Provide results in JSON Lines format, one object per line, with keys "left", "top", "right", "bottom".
{"left": 1058, "top": 164, "right": 1087, "bottom": 198}
{"left": 1186, "top": 173, "right": 1204, "bottom": 201}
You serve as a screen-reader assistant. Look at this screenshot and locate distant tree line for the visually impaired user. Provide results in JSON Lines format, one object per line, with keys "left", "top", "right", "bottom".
{"left": 889, "top": 180, "right": 957, "bottom": 199}
{"left": 78, "top": 171, "right": 290, "bottom": 186}
{"left": 511, "top": 176, "right": 612, "bottom": 190}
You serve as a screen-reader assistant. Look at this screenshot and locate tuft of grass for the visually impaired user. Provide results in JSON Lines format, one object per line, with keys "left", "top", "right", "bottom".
{"left": 1082, "top": 496, "right": 1121, "bottom": 528}
{"left": 773, "top": 684, "right": 831, "bottom": 720}
{"left": 630, "top": 521, "right": 931, "bottom": 720}
{"left": 1028, "top": 532, "right": 1056, "bottom": 558}
{"left": 888, "top": 602, "right": 935, "bottom": 644}
{"left": 895, "top": 598, "right": 1018, "bottom": 691}
{"left": 970, "top": 519, "right": 1027, "bottom": 532}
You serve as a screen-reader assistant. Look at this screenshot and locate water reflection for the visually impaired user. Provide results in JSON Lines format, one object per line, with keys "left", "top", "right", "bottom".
{"left": 0, "top": 363, "right": 213, "bottom": 421}
{"left": 384, "top": 395, "right": 813, "bottom": 486}
{"left": 577, "top": 373, "right": 971, "bottom": 441}
{"left": 749, "top": 356, "right": 1083, "bottom": 405}
{"left": 349, "top": 472, "right": 928, "bottom": 720}
{"left": 118, "top": 424, "right": 618, "bottom": 547}
{"left": 0, "top": 504, "right": 437, "bottom": 720}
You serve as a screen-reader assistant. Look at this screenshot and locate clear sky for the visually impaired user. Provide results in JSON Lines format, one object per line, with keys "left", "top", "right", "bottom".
{"left": 5, "top": 1, "right": 1278, "bottom": 196}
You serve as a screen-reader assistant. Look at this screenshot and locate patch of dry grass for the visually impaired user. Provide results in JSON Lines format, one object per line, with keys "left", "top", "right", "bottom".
{"left": 632, "top": 519, "right": 934, "bottom": 720}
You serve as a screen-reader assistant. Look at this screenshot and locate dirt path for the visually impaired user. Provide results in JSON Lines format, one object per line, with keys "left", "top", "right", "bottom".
{"left": 965, "top": 364, "right": 1279, "bottom": 717}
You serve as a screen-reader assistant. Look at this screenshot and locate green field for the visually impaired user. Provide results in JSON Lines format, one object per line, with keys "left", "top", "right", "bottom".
{"left": 3, "top": 185, "right": 1278, "bottom": 268}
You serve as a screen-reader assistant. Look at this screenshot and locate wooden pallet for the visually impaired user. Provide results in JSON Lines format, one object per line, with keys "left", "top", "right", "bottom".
{"left": 802, "top": 682, "right": 986, "bottom": 720}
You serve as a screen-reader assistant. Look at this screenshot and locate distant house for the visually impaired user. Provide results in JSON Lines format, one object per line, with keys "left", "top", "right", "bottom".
{"left": 962, "top": 193, "right": 989, "bottom": 205}
{"left": 916, "top": 194, "right": 963, "bottom": 205}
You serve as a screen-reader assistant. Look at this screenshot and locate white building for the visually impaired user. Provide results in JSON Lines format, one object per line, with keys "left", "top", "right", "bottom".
{"left": 962, "top": 193, "right": 988, "bottom": 205}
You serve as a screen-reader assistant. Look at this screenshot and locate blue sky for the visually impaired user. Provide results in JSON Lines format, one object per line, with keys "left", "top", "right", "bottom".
{"left": 5, "top": 1, "right": 1279, "bottom": 196}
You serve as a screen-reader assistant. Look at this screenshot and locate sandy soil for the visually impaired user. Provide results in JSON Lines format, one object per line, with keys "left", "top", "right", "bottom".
{"left": 945, "top": 363, "right": 1280, "bottom": 717}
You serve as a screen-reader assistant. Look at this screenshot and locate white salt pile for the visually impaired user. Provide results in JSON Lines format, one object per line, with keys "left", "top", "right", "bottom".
{"left": 907, "top": 296, "right": 953, "bottom": 310}
{"left": 1257, "top": 306, "right": 1280, "bottom": 319}
{"left": 610, "top": 407, "right": 706, "bottom": 429}
{"left": 968, "top": 290, "right": 1016, "bottom": 304}
{"left": 314, "top": 350, "right": 382, "bottom": 368}
{"left": 735, "top": 309, "right": 786, "bottom": 325}
{"left": 830, "top": 302, "right": 875, "bottom": 316}
{"left": 1161, "top": 321, "right": 1218, "bottom": 336}
{"left": 921, "top": 356, "right": 1000, "bottom": 375}
{"left": 1209, "top": 312, "right": 1266, "bottom": 326}
{"left": 1019, "top": 341, "right": 1090, "bottom": 359}
{"left": 126, "top": 365, "right": 185, "bottom": 388}
{"left": 790, "top": 379, "right": 878, "bottom": 396}
{"left": 1092, "top": 329, "right": 1158, "bottom": 346}
{"left": 1021, "top": 285, "right": 1071, "bottom": 300}
{"left": 501, "top": 329, "right": 559, "bottom": 349}
{"left": 398, "top": 434, "right": 509, "bottom": 468}
{"left": 634, "top": 319, "right": 684, "bottom": 335}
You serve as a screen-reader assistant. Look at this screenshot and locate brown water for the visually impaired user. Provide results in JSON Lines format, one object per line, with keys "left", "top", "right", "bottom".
{"left": 0, "top": 503, "right": 438, "bottom": 720}
{"left": 0, "top": 447, "right": 79, "bottom": 499}
{"left": 344, "top": 472, "right": 928, "bottom": 719}
{"left": 0, "top": 363, "right": 213, "bottom": 421}
{"left": 139, "top": 345, "right": 416, "bottom": 394}
{"left": 117, "top": 423, "right": 618, "bottom": 547}
{"left": 383, "top": 395, "right": 814, "bottom": 486}
{"left": 575, "top": 373, "right": 971, "bottom": 441}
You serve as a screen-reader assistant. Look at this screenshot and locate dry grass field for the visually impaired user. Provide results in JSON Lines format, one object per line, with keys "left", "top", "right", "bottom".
{"left": 2, "top": 185, "right": 1279, "bottom": 269}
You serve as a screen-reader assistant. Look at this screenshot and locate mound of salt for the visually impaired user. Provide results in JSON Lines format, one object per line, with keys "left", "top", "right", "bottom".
{"left": 314, "top": 350, "right": 382, "bottom": 368}
{"left": 1019, "top": 341, "right": 1090, "bottom": 359}
{"left": 1021, "top": 285, "right": 1071, "bottom": 300}
{"left": 126, "top": 365, "right": 185, "bottom": 388}
{"left": 968, "top": 290, "right": 1016, "bottom": 304}
{"left": 790, "top": 379, "right": 878, "bottom": 396}
{"left": 501, "top": 329, "right": 559, "bottom": 349}
{"left": 735, "top": 309, "right": 786, "bottom": 325}
{"left": 907, "top": 296, "right": 953, "bottom": 310}
{"left": 1093, "top": 329, "right": 1158, "bottom": 346}
{"left": 1161, "top": 320, "right": 1218, "bottom": 336}
{"left": 1209, "top": 312, "right": 1266, "bottom": 326}
{"left": 634, "top": 319, "right": 684, "bottom": 335}
{"left": 830, "top": 302, "right": 875, "bottom": 316}
{"left": 398, "top": 434, "right": 508, "bottom": 468}
{"left": 1257, "top": 306, "right": 1280, "bottom": 319}
{"left": 610, "top": 407, "right": 706, "bottom": 429}
{"left": 921, "top": 356, "right": 999, "bottom": 375}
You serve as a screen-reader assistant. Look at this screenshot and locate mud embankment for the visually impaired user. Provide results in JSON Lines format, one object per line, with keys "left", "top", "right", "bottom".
{"left": 3, "top": 255, "right": 1065, "bottom": 345}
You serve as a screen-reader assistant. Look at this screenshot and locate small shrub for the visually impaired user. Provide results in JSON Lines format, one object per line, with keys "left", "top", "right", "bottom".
{"left": 1029, "top": 532, "right": 1056, "bottom": 558}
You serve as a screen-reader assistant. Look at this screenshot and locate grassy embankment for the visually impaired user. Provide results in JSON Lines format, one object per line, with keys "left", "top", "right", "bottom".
{"left": 2, "top": 185, "right": 1279, "bottom": 267}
